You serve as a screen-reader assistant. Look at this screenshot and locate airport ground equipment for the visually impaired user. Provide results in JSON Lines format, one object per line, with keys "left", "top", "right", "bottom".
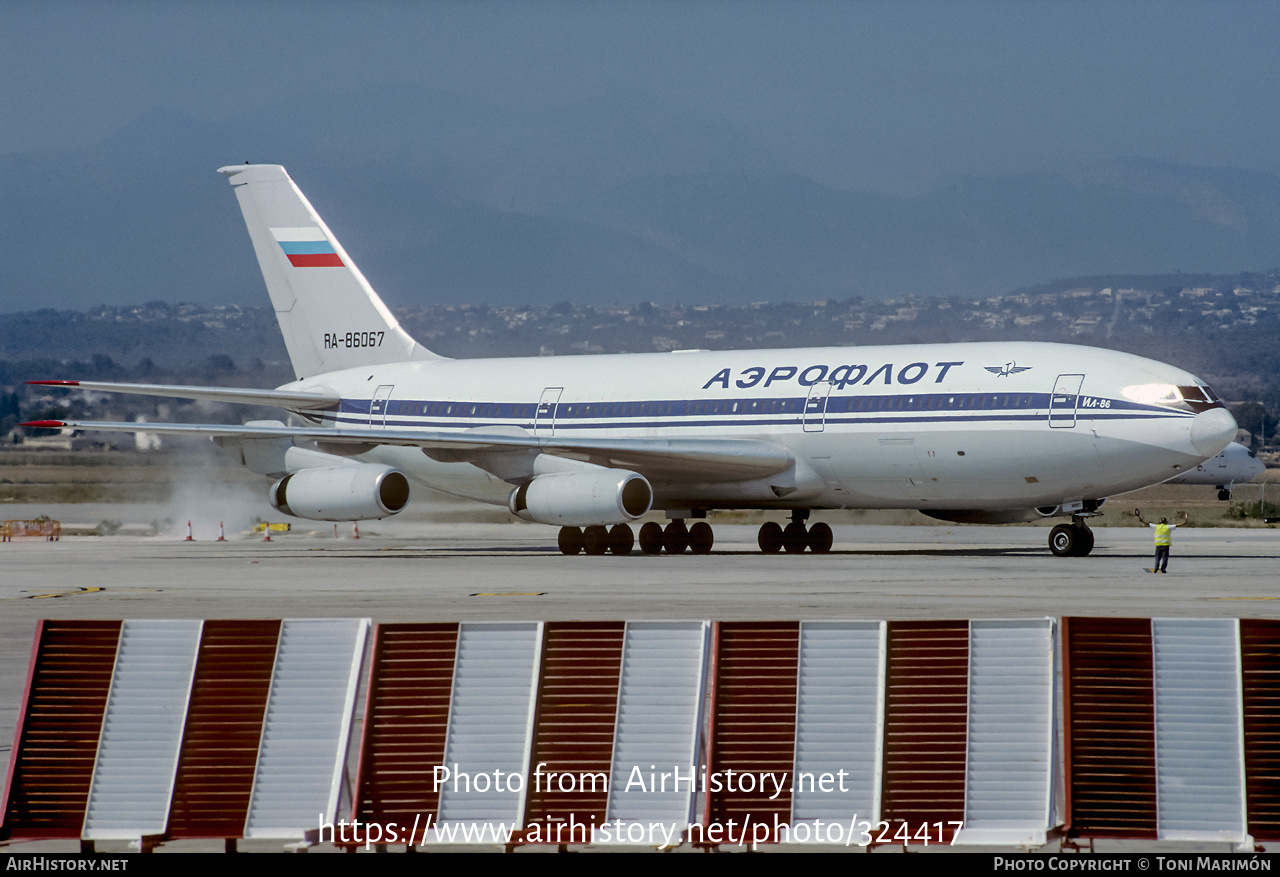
{"left": 1, "top": 519, "right": 60, "bottom": 541}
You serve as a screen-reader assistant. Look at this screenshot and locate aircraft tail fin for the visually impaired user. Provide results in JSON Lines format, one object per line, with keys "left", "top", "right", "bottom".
{"left": 217, "top": 164, "right": 442, "bottom": 379}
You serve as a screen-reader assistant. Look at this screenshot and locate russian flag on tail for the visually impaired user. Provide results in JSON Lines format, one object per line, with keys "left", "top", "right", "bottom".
{"left": 270, "top": 226, "right": 344, "bottom": 267}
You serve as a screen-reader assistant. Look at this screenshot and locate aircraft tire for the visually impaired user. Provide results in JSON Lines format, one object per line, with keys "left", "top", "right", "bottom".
{"left": 558, "top": 527, "right": 584, "bottom": 555}
{"left": 663, "top": 522, "right": 689, "bottom": 554}
{"left": 609, "top": 524, "right": 634, "bottom": 555}
{"left": 1218, "top": 489, "right": 1232, "bottom": 501}
{"left": 688, "top": 522, "right": 714, "bottom": 554}
{"left": 758, "top": 522, "right": 783, "bottom": 554}
{"left": 783, "top": 521, "right": 808, "bottom": 553}
{"left": 639, "top": 521, "right": 664, "bottom": 554}
{"left": 583, "top": 525, "right": 611, "bottom": 555}
{"left": 807, "top": 522, "right": 833, "bottom": 554}
{"left": 1048, "top": 524, "right": 1076, "bottom": 557}
{"left": 1074, "top": 525, "right": 1095, "bottom": 557}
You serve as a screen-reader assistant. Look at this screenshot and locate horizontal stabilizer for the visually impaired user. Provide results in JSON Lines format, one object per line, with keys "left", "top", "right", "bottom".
{"left": 27, "top": 380, "right": 340, "bottom": 410}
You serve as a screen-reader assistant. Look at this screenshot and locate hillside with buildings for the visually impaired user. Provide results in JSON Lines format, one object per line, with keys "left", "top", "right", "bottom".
{"left": 3, "top": 272, "right": 1277, "bottom": 455}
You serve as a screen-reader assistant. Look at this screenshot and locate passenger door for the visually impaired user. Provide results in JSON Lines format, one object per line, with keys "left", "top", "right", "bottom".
{"left": 803, "top": 381, "right": 833, "bottom": 433}
{"left": 534, "top": 387, "right": 562, "bottom": 436}
{"left": 369, "top": 385, "right": 394, "bottom": 429}
{"left": 1049, "top": 374, "right": 1084, "bottom": 428}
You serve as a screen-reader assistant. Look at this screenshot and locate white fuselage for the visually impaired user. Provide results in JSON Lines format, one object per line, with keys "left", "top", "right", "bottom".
{"left": 279, "top": 340, "right": 1237, "bottom": 515}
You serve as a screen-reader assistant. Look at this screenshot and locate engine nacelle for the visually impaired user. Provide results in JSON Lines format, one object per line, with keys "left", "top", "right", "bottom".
{"left": 269, "top": 464, "right": 410, "bottom": 521}
{"left": 508, "top": 469, "right": 652, "bottom": 527}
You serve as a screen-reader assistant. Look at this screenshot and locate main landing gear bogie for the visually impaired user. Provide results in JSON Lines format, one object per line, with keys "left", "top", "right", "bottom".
{"left": 1048, "top": 520, "right": 1095, "bottom": 557}
{"left": 758, "top": 517, "right": 832, "bottom": 554}
{"left": 560, "top": 520, "right": 716, "bottom": 556}
{"left": 560, "top": 514, "right": 834, "bottom": 555}
{"left": 559, "top": 524, "right": 635, "bottom": 556}
{"left": 639, "top": 520, "right": 714, "bottom": 555}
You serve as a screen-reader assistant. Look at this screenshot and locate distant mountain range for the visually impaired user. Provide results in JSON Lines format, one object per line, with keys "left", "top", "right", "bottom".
{"left": 3, "top": 91, "right": 1279, "bottom": 313}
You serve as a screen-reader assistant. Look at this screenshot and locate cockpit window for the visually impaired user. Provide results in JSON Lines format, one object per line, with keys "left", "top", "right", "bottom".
{"left": 1123, "top": 383, "right": 1225, "bottom": 413}
{"left": 1175, "top": 385, "right": 1226, "bottom": 413}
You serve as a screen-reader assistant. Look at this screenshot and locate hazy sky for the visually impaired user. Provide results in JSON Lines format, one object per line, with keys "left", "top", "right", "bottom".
{"left": 5, "top": 1, "right": 1280, "bottom": 195}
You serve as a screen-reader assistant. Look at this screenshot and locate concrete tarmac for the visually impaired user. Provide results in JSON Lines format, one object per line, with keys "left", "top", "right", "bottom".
{"left": 1, "top": 521, "right": 1277, "bottom": 853}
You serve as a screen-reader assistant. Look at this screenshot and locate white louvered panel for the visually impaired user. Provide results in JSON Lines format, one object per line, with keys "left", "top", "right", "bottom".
{"left": 435, "top": 622, "right": 542, "bottom": 829}
{"left": 790, "top": 621, "right": 885, "bottom": 829}
{"left": 955, "top": 618, "right": 1055, "bottom": 847}
{"left": 244, "top": 618, "right": 369, "bottom": 838}
{"left": 1153, "top": 618, "right": 1246, "bottom": 842}
{"left": 604, "top": 621, "right": 709, "bottom": 835}
{"left": 82, "top": 619, "right": 202, "bottom": 840}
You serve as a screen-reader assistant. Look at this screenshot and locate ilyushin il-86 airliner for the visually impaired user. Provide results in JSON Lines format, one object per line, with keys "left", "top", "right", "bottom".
{"left": 1164, "top": 442, "right": 1265, "bottom": 500}
{"left": 26, "top": 164, "right": 1239, "bottom": 557}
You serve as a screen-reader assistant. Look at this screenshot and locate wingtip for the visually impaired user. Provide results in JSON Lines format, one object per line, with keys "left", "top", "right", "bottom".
{"left": 21, "top": 420, "right": 68, "bottom": 429}
{"left": 26, "top": 380, "right": 79, "bottom": 386}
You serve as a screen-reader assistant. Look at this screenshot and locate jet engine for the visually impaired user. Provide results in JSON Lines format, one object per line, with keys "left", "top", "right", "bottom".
{"left": 269, "top": 464, "right": 410, "bottom": 521}
{"left": 508, "top": 469, "right": 652, "bottom": 527}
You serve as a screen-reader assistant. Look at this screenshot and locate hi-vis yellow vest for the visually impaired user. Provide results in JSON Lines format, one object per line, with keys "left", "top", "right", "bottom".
{"left": 1154, "top": 523, "right": 1172, "bottom": 546}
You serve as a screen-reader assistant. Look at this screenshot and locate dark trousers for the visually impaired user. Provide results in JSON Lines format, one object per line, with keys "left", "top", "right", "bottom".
{"left": 1154, "top": 545, "right": 1170, "bottom": 572}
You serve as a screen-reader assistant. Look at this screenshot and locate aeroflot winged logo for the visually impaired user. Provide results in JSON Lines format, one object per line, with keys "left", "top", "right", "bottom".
{"left": 985, "top": 362, "right": 1032, "bottom": 378}
{"left": 270, "top": 226, "right": 344, "bottom": 267}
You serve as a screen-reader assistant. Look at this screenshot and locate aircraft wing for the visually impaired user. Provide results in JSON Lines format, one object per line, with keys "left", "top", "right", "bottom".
{"left": 22, "top": 418, "right": 794, "bottom": 482}
{"left": 26, "top": 380, "right": 340, "bottom": 409}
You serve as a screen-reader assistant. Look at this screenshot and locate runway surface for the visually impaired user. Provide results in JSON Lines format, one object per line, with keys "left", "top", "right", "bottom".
{"left": 1, "top": 522, "right": 1276, "bottom": 853}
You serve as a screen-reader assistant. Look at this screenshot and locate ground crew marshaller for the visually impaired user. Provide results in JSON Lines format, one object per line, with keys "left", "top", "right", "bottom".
{"left": 1133, "top": 509, "right": 1189, "bottom": 573}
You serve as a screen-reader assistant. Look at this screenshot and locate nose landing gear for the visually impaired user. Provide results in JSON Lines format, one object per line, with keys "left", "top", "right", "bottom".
{"left": 1048, "top": 518, "right": 1095, "bottom": 557}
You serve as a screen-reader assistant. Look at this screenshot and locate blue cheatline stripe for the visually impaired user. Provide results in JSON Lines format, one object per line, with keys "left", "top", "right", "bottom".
{"left": 277, "top": 240, "right": 336, "bottom": 255}
{"left": 333, "top": 392, "right": 1189, "bottom": 422}
{"left": 341, "top": 393, "right": 1057, "bottom": 417}
{"left": 320, "top": 402, "right": 1188, "bottom": 431}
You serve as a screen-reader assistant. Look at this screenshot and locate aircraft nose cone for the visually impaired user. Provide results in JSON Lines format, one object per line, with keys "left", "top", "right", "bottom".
{"left": 1191, "top": 408, "right": 1238, "bottom": 457}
